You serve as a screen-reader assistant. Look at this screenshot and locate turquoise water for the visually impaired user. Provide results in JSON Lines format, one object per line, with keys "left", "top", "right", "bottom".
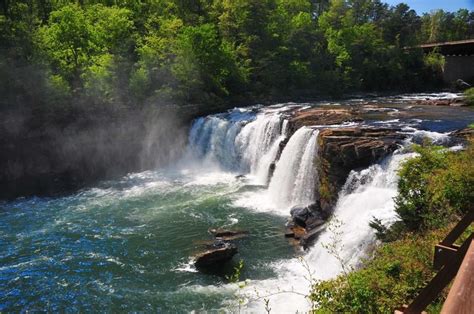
{"left": 0, "top": 168, "right": 295, "bottom": 312}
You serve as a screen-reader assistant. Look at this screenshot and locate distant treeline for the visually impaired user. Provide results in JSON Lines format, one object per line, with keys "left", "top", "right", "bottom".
{"left": 2, "top": 1, "right": 474, "bottom": 117}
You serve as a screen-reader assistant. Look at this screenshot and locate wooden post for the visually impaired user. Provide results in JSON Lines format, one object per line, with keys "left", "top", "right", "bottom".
{"left": 439, "top": 211, "right": 474, "bottom": 246}
{"left": 402, "top": 234, "right": 473, "bottom": 314}
{"left": 396, "top": 211, "right": 473, "bottom": 313}
{"left": 441, "top": 239, "right": 474, "bottom": 314}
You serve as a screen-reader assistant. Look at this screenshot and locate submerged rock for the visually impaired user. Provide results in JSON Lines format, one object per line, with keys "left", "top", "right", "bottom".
{"left": 413, "top": 98, "right": 466, "bottom": 107}
{"left": 194, "top": 242, "right": 238, "bottom": 268}
{"left": 208, "top": 228, "right": 249, "bottom": 240}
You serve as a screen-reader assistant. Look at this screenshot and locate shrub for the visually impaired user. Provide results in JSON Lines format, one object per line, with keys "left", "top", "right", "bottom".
{"left": 394, "top": 142, "right": 473, "bottom": 232}
{"left": 310, "top": 226, "right": 453, "bottom": 313}
{"left": 464, "top": 87, "right": 474, "bottom": 106}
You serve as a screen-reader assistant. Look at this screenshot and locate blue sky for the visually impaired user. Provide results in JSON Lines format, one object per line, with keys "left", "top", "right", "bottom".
{"left": 384, "top": 0, "right": 474, "bottom": 14}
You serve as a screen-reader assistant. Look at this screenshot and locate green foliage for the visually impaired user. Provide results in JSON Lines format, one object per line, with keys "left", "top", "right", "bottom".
{"left": 394, "top": 142, "right": 473, "bottom": 232}
{"left": 421, "top": 9, "right": 474, "bottom": 43}
{"left": 317, "top": 0, "right": 436, "bottom": 92}
{"left": 464, "top": 87, "right": 474, "bottom": 106}
{"left": 310, "top": 226, "right": 452, "bottom": 313}
{"left": 81, "top": 54, "right": 117, "bottom": 102}
{"left": 226, "top": 259, "right": 244, "bottom": 283}
{"left": 36, "top": 4, "right": 134, "bottom": 94}
{"left": 36, "top": 5, "right": 95, "bottom": 85}
{"left": 423, "top": 50, "right": 445, "bottom": 77}
{"left": 171, "top": 23, "right": 247, "bottom": 101}
{"left": 0, "top": 0, "right": 473, "bottom": 128}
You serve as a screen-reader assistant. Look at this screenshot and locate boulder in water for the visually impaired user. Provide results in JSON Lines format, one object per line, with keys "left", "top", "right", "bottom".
{"left": 286, "top": 204, "right": 327, "bottom": 247}
{"left": 290, "top": 206, "right": 310, "bottom": 227}
{"left": 300, "top": 224, "right": 326, "bottom": 249}
{"left": 194, "top": 242, "right": 238, "bottom": 268}
{"left": 285, "top": 224, "right": 306, "bottom": 239}
{"left": 290, "top": 203, "right": 326, "bottom": 228}
{"left": 305, "top": 216, "right": 325, "bottom": 230}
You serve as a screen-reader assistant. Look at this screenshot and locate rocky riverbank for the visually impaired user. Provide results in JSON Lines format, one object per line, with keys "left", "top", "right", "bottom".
{"left": 280, "top": 97, "right": 473, "bottom": 243}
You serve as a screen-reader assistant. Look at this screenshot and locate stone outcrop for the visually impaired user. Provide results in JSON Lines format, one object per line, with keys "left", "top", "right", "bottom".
{"left": 194, "top": 228, "right": 249, "bottom": 270}
{"left": 285, "top": 204, "right": 327, "bottom": 249}
{"left": 290, "top": 108, "right": 362, "bottom": 130}
{"left": 194, "top": 241, "right": 238, "bottom": 268}
{"left": 452, "top": 127, "right": 474, "bottom": 140}
{"left": 286, "top": 105, "right": 409, "bottom": 218}
{"left": 317, "top": 127, "right": 405, "bottom": 212}
{"left": 413, "top": 98, "right": 467, "bottom": 107}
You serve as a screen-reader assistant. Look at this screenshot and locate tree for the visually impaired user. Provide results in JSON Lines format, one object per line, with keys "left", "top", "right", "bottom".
{"left": 36, "top": 4, "right": 96, "bottom": 87}
{"left": 381, "top": 3, "right": 420, "bottom": 47}
{"left": 171, "top": 23, "right": 248, "bottom": 102}
{"left": 36, "top": 4, "right": 134, "bottom": 101}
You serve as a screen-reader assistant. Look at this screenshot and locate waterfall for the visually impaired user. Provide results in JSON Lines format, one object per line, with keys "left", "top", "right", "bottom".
{"left": 267, "top": 127, "right": 319, "bottom": 209}
{"left": 305, "top": 151, "right": 414, "bottom": 278}
{"left": 236, "top": 113, "right": 287, "bottom": 183}
{"left": 187, "top": 110, "right": 288, "bottom": 184}
{"left": 188, "top": 116, "right": 244, "bottom": 170}
{"left": 246, "top": 150, "right": 416, "bottom": 312}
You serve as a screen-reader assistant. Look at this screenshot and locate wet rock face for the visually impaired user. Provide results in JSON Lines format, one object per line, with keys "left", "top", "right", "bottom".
{"left": 287, "top": 105, "right": 408, "bottom": 214}
{"left": 452, "top": 127, "right": 474, "bottom": 141}
{"left": 317, "top": 127, "right": 405, "bottom": 211}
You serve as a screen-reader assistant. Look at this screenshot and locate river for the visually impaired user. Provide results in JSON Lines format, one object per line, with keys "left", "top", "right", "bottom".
{"left": 1, "top": 93, "right": 472, "bottom": 312}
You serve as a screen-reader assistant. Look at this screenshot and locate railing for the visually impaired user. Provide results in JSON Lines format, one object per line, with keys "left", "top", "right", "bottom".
{"left": 395, "top": 210, "right": 473, "bottom": 314}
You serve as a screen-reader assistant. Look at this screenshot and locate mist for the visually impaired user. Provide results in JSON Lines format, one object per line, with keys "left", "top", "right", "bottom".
{"left": 0, "top": 82, "right": 189, "bottom": 199}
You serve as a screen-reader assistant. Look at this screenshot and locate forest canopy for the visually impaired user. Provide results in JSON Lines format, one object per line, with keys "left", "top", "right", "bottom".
{"left": 1, "top": 0, "right": 473, "bottom": 124}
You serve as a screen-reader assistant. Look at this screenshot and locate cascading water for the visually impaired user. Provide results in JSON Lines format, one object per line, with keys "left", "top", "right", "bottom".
{"left": 245, "top": 149, "right": 416, "bottom": 312}
{"left": 267, "top": 127, "right": 320, "bottom": 209}
{"left": 236, "top": 113, "right": 288, "bottom": 184}
{"left": 306, "top": 150, "right": 415, "bottom": 278}
{"left": 187, "top": 109, "right": 290, "bottom": 184}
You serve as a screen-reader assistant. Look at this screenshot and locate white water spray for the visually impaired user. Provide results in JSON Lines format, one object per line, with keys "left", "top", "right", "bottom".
{"left": 267, "top": 127, "right": 319, "bottom": 209}
{"left": 244, "top": 150, "right": 415, "bottom": 312}
{"left": 187, "top": 110, "right": 289, "bottom": 184}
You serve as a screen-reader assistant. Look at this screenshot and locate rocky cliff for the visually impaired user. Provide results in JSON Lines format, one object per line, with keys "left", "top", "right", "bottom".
{"left": 289, "top": 107, "right": 406, "bottom": 214}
